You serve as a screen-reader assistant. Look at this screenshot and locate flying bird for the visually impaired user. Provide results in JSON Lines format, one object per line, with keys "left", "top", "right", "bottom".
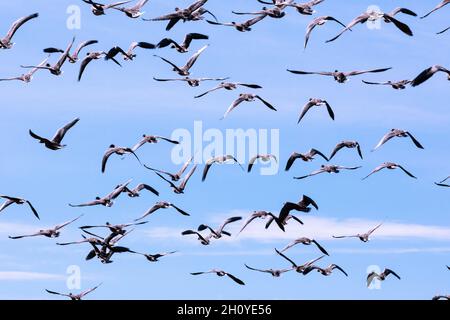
{"left": 238, "top": 211, "right": 278, "bottom": 234}
{"left": 362, "top": 162, "right": 417, "bottom": 180}
{"left": 0, "top": 56, "right": 49, "bottom": 83}
{"left": 132, "top": 134, "right": 179, "bottom": 152}
{"left": 287, "top": 68, "right": 392, "bottom": 83}
{"left": 122, "top": 183, "right": 159, "bottom": 197}
{"left": 154, "top": 45, "right": 208, "bottom": 76}
{"left": 232, "top": 7, "right": 286, "bottom": 19}
{"left": 275, "top": 248, "right": 325, "bottom": 274}
{"left": 69, "top": 180, "right": 132, "bottom": 208}
{"left": 244, "top": 264, "right": 292, "bottom": 277}
{"left": 421, "top": 0, "right": 450, "bottom": 19}
{"left": 153, "top": 76, "right": 228, "bottom": 87}
{"left": 298, "top": 98, "right": 334, "bottom": 123}
{"left": 145, "top": 157, "right": 193, "bottom": 182}
{"left": 0, "top": 195, "right": 39, "bottom": 220}
{"left": 113, "top": 0, "right": 149, "bottom": 18}
{"left": 155, "top": 165, "right": 197, "bottom": 194}
{"left": 304, "top": 15, "right": 347, "bottom": 49}
{"left": 278, "top": 195, "right": 318, "bottom": 227}
{"left": 0, "top": 13, "right": 39, "bottom": 49}
{"left": 367, "top": 268, "right": 400, "bottom": 287}
{"left": 281, "top": 237, "right": 329, "bottom": 256}
{"left": 304, "top": 264, "right": 348, "bottom": 277}
{"left": 130, "top": 250, "right": 177, "bottom": 262}
{"left": 195, "top": 82, "right": 262, "bottom": 98}
{"left": 9, "top": 215, "right": 83, "bottom": 239}
{"left": 206, "top": 14, "right": 267, "bottom": 32}
{"left": 362, "top": 79, "right": 411, "bottom": 90}
{"left": 156, "top": 33, "right": 209, "bottom": 53}
{"left": 190, "top": 269, "right": 245, "bottom": 285}
{"left": 104, "top": 46, "right": 133, "bottom": 61}
{"left": 222, "top": 93, "right": 277, "bottom": 119}
{"left": 373, "top": 129, "right": 424, "bottom": 151}
{"left": 81, "top": 0, "right": 131, "bottom": 15}
{"left": 265, "top": 214, "right": 304, "bottom": 231}
{"left": 294, "top": 165, "right": 362, "bottom": 180}
{"left": 247, "top": 154, "right": 277, "bottom": 173}
{"left": 45, "top": 283, "right": 102, "bottom": 300}
{"left": 101, "top": 145, "right": 141, "bottom": 173}
{"left": 329, "top": 141, "right": 363, "bottom": 160}
{"left": 135, "top": 201, "right": 190, "bottom": 221}
{"left": 411, "top": 65, "right": 450, "bottom": 87}
{"left": 198, "top": 216, "right": 242, "bottom": 239}
{"left": 333, "top": 223, "right": 383, "bottom": 242}
{"left": 202, "top": 155, "right": 244, "bottom": 181}
{"left": 29, "top": 118, "right": 79, "bottom": 150}
{"left": 80, "top": 221, "right": 148, "bottom": 235}
{"left": 181, "top": 229, "right": 212, "bottom": 245}
{"left": 285, "top": 149, "right": 329, "bottom": 171}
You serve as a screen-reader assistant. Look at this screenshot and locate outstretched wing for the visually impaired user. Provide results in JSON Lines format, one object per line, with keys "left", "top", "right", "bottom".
{"left": 52, "top": 118, "right": 80, "bottom": 144}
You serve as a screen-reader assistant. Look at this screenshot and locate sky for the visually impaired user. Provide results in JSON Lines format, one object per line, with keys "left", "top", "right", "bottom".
{"left": 0, "top": 0, "right": 449, "bottom": 300}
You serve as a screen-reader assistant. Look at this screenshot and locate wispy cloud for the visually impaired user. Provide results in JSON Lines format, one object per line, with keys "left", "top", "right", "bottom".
{"left": 0, "top": 271, "right": 65, "bottom": 281}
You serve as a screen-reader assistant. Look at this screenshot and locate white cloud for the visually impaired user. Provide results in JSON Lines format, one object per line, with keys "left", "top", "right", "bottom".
{"left": 0, "top": 271, "right": 65, "bottom": 281}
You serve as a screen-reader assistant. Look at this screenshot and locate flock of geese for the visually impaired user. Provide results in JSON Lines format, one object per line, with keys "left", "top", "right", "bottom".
{"left": 1, "top": 0, "right": 450, "bottom": 300}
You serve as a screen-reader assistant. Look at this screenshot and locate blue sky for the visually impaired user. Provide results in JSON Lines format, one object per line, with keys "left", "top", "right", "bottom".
{"left": 0, "top": 0, "right": 450, "bottom": 299}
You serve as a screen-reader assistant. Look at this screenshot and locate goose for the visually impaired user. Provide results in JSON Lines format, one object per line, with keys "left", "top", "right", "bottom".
{"left": 304, "top": 264, "right": 348, "bottom": 276}
{"left": 153, "top": 76, "right": 228, "bottom": 87}
{"left": 57, "top": 234, "right": 106, "bottom": 247}
{"left": 155, "top": 165, "right": 197, "bottom": 194}
{"left": 154, "top": 45, "right": 208, "bottom": 76}
{"left": 198, "top": 216, "right": 242, "bottom": 239}
{"left": 123, "top": 41, "right": 156, "bottom": 60}
{"left": 281, "top": 237, "right": 329, "bottom": 256}
{"left": 432, "top": 295, "right": 450, "bottom": 300}
{"left": 195, "top": 82, "right": 262, "bottom": 98}
{"left": 101, "top": 145, "right": 141, "bottom": 173}
{"left": 9, "top": 215, "right": 83, "bottom": 239}
{"left": 232, "top": 7, "right": 286, "bottom": 19}
{"left": 421, "top": 0, "right": 450, "bottom": 19}
{"left": 326, "top": 7, "right": 416, "bottom": 42}
{"left": 82, "top": 0, "right": 131, "bottom": 15}
{"left": 206, "top": 14, "right": 267, "bottom": 32}
{"left": 202, "top": 155, "right": 244, "bottom": 181}
{"left": 0, "top": 195, "right": 39, "bottom": 220}
{"left": 285, "top": 149, "right": 329, "bottom": 171}
{"left": 372, "top": 129, "right": 424, "bottom": 150}
{"left": 130, "top": 250, "right": 177, "bottom": 262}
{"left": 238, "top": 211, "right": 278, "bottom": 234}
{"left": 275, "top": 248, "right": 325, "bottom": 274}
{"left": 411, "top": 65, "right": 450, "bottom": 87}
{"left": 69, "top": 179, "right": 131, "bottom": 208}
{"left": 304, "top": 16, "right": 347, "bottom": 49}
{"left": 45, "top": 283, "right": 102, "bottom": 300}
{"left": 78, "top": 51, "right": 120, "bottom": 81}
{"left": 0, "top": 56, "right": 49, "bottom": 83}
{"left": 132, "top": 135, "right": 179, "bottom": 153}
{"left": 181, "top": 229, "right": 212, "bottom": 245}
{"left": 367, "top": 268, "right": 400, "bottom": 287}
{"left": 222, "top": 93, "right": 277, "bottom": 119}
{"left": 257, "top": 0, "right": 294, "bottom": 9}
{"left": 294, "top": 165, "right": 361, "bottom": 180}
{"left": 265, "top": 214, "right": 304, "bottom": 231}
{"left": 190, "top": 270, "right": 245, "bottom": 285}
{"left": 21, "top": 37, "right": 75, "bottom": 76}
{"left": 278, "top": 195, "right": 318, "bottom": 226}
{"left": 44, "top": 40, "right": 99, "bottom": 63}
{"left": 362, "top": 162, "right": 417, "bottom": 180}
{"left": 287, "top": 67, "right": 392, "bottom": 83}
{"left": 156, "top": 33, "right": 209, "bottom": 53}
{"left": 435, "top": 176, "right": 450, "bottom": 187}
{"left": 244, "top": 264, "right": 292, "bottom": 277}
{"left": 281, "top": 0, "right": 324, "bottom": 15}
{"left": 298, "top": 98, "right": 334, "bottom": 123}
{"left": 104, "top": 46, "right": 134, "bottom": 61}
{"left": 80, "top": 221, "right": 147, "bottom": 235}
{"left": 122, "top": 183, "right": 159, "bottom": 197}
{"left": 362, "top": 79, "right": 411, "bottom": 90}
{"left": 329, "top": 141, "right": 363, "bottom": 160}
{"left": 134, "top": 201, "right": 190, "bottom": 221}
{"left": 247, "top": 154, "right": 277, "bottom": 173}
{"left": 144, "top": 156, "right": 193, "bottom": 182}
{"left": 0, "top": 13, "right": 38, "bottom": 49}
{"left": 29, "top": 118, "right": 79, "bottom": 150}
{"left": 333, "top": 223, "right": 382, "bottom": 242}
{"left": 113, "top": 0, "right": 149, "bottom": 18}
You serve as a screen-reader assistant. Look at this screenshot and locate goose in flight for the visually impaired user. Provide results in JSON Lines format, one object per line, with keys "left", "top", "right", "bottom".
{"left": 206, "top": 14, "right": 267, "bottom": 32}
{"left": 153, "top": 76, "right": 228, "bottom": 87}
{"left": 275, "top": 248, "right": 325, "bottom": 274}
{"left": 202, "top": 155, "right": 244, "bottom": 182}
{"left": 21, "top": 37, "right": 75, "bottom": 76}
{"left": 131, "top": 250, "right": 177, "bottom": 262}
{"left": 104, "top": 46, "right": 134, "bottom": 61}
{"left": 9, "top": 215, "right": 83, "bottom": 239}
{"left": 78, "top": 51, "right": 121, "bottom": 81}
{"left": 247, "top": 154, "right": 277, "bottom": 173}
{"left": 29, "top": 118, "right": 79, "bottom": 150}
{"left": 435, "top": 176, "right": 450, "bottom": 187}
{"left": 44, "top": 40, "right": 99, "bottom": 63}
{"left": 304, "top": 16, "right": 347, "bottom": 49}
{"left": 362, "top": 162, "right": 416, "bottom": 180}
{"left": 0, "top": 195, "right": 39, "bottom": 220}
{"left": 80, "top": 221, "right": 147, "bottom": 235}
{"left": 287, "top": 67, "right": 392, "bottom": 83}
{"left": 45, "top": 283, "right": 102, "bottom": 300}
{"left": 285, "top": 149, "right": 329, "bottom": 171}
{"left": 278, "top": 195, "right": 318, "bottom": 226}
{"left": 265, "top": 214, "right": 304, "bottom": 232}
{"left": 294, "top": 165, "right": 361, "bottom": 180}
{"left": 198, "top": 216, "right": 242, "bottom": 239}
{"left": 155, "top": 165, "right": 197, "bottom": 194}
{"left": 329, "top": 141, "right": 363, "bottom": 160}
{"left": 181, "top": 229, "right": 212, "bottom": 245}
{"left": 298, "top": 98, "right": 334, "bottom": 123}
{"left": 57, "top": 234, "right": 106, "bottom": 247}
{"left": 367, "top": 268, "right": 400, "bottom": 287}
{"left": 222, "top": 93, "right": 277, "bottom": 119}
{"left": 135, "top": 201, "right": 190, "bottom": 221}
{"left": 101, "top": 145, "right": 141, "bottom": 173}
{"left": 190, "top": 269, "right": 245, "bottom": 285}
{"left": 82, "top": 0, "right": 131, "bottom": 15}
{"left": 333, "top": 223, "right": 382, "bottom": 242}
{"left": 132, "top": 135, "right": 179, "bottom": 152}
{"left": 280, "top": 0, "right": 324, "bottom": 15}
{"left": 154, "top": 45, "right": 208, "bottom": 76}
{"left": 69, "top": 180, "right": 131, "bottom": 208}
{"left": 122, "top": 183, "right": 159, "bottom": 197}
{"left": 304, "top": 264, "right": 348, "bottom": 277}
{"left": 195, "top": 82, "right": 262, "bottom": 98}
{"left": 362, "top": 79, "right": 411, "bottom": 90}
{"left": 0, "top": 13, "right": 39, "bottom": 49}
{"left": 281, "top": 237, "right": 329, "bottom": 256}
{"left": 421, "top": 0, "right": 450, "bottom": 19}
{"left": 373, "top": 129, "right": 424, "bottom": 151}
{"left": 244, "top": 264, "right": 292, "bottom": 277}
{"left": 145, "top": 157, "right": 193, "bottom": 182}
{"left": 121, "top": 41, "right": 156, "bottom": 60}
{"left": 326, "top": 7, "right": 416, "bottom": 42}
{"left": 0, "top": 56, "right": 49, "bottom": 83}
{"left": 113, "top": 0, "right": 149, "bottom": 18}
{"left": 156, "top": 33, "right": 209, "bottom": 53}
{"left": 238, "top": 211, "right": 278, "bottom": 234}
{"left": 232, "top": 7, "right": 286, "bottom": 19}
{"left": 411, "top": 65, "right": 450, "bottom": 87}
